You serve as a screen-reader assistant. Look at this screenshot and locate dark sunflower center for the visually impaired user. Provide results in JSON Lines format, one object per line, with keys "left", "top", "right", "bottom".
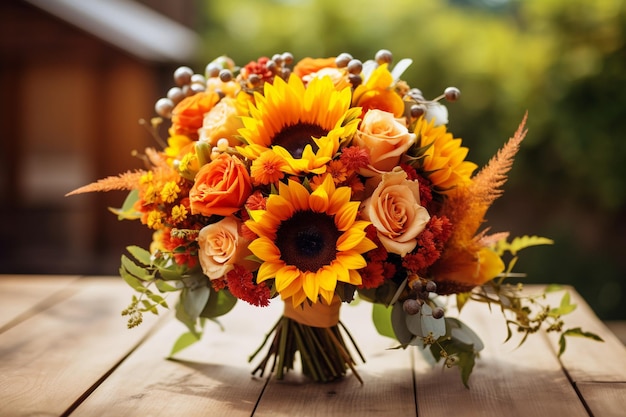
{"left": 275, "top": 210, "right": 340, "bottom": 272}
{"left": 272, "top": 123, "right": 328, "bottom": 159}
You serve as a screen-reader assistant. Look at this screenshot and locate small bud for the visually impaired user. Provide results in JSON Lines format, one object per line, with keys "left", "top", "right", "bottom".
{"left": 425, "top": 280, "right": 437, "bottom": 293}
{"left": 155, "top": 98, "right": 174, "bottom": 118}
{"left": 219, "top": 69, "right": 233, "bottom": 82}
{"left": 432, "top": 307, "right": 445, "bottom": 319}
{"left": 335, "top": 52, "right": 353, "bottom": 68}
{"left": 173, "top": 66, "right": 193, "bottom": 86}
{"left": 375, "top": 49, "right": 393, "bottom": 65}
{"left": 347, "top": 59, "right": 363, "bottom": 74}
{"left": 403, "top": 299, "right": 422, "bottom": 315}
{"left": 444, "top": 86, "right": 461, "bottom": 102}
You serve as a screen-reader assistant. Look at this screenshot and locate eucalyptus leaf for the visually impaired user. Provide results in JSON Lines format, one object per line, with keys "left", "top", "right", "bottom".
{"left": 446, "top": 318, "right": 484, "bottom": 351}
{"left": 372, "top": 303, "right": 395, "bottom": 339}
{"left": 420, "top": 304, "right": 446, "bottom": 340}
{"left": 405, "top": 307, "right": 423, "bottom": 337}
{"left": 181, "top": 285, "right": 210, "bottom": 322}
{"left": 391, "top": 302, "right": 413, "bottom": 345}
{"left": 200, "top": 288, "right": 237, "bottom": 319}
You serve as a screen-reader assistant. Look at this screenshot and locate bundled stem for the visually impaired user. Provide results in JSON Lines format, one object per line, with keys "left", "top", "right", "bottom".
{"left": 249, "top": 316, "right": 365, "bottom": 384}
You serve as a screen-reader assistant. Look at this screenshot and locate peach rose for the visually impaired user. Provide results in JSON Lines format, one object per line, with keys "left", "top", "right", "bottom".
{"left": 197, "top": 216, "right": 253, "bottom": 279}
{"left": 189, "top": 153, "right": 252, "bottom": 217}
{"left": 353, "top": 109, "right": 416, "bottom": 175}
{"left": 361, "top": 167, "right": 430, "bottom": 256}
{"left": 198, "top": 97, "right": 246, "bottom": 147}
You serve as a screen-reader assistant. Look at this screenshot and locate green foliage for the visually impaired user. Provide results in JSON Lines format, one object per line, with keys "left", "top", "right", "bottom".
{"left": 118, "top": 245, "right": 238, "bottom": 347}
{"left": 109, "top": 189, "right": 141, "bottom": 220}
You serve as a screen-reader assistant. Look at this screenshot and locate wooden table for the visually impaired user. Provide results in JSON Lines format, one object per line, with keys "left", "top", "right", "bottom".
{"left": 1, "top": 275, "right": 625, "bottom": 417}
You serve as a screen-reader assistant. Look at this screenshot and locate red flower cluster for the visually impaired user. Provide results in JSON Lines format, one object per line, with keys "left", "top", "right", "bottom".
{"left": 226, "top": 265, "right": 271, "bottom": 307}
{"left": 401, "top": 216, "right": 453, "bottom": 276}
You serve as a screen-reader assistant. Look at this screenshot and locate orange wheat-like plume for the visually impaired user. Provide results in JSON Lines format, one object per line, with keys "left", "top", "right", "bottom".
{"left": 65, "top": 170, "right": 146, "bottom": 196}
{"left": 443, "top": 112, "right": 528, "bottom": 243}
{"left": 430, "top": 113, "right": 528, "bottom": 292}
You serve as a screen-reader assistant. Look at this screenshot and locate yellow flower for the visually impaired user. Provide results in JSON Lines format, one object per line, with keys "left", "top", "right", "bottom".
{"left": 246, "top": 175, "right": 377, "bottom": 307}
{"left": 237, "top": 74, "right": 361, "bottom": 176}
{"left": 160, "top": 181, "right": 180, "bottom": 203}
{"left": 146, "top": 210, "right": 165, "bottom": 229}
{"left": 414, "top": 117, "right": 478, "bottom": 192}
{"left": 171, "top": 204, "right": 188, "bottom": 223}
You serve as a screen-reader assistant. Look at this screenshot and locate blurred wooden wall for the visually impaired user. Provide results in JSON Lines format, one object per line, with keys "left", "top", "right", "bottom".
{"left": 0, "top": 0, "right": 199, "bottom": 275}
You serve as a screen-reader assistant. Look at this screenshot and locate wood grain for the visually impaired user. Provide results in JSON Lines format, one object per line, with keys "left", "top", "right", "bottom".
{"left": 413, "top": 296, "right": 590, "bottom": 417}
{"left": 576, "top": 382, "right": 626, "bottom": 417}
{"left": 71, "top": 298, "right": 283, "bottom": 417}
{"left": 0, "top": 274, "right": 79, "bottom": 330}
{"left": 0, "top": 276, "right": 162, "bottom": 417}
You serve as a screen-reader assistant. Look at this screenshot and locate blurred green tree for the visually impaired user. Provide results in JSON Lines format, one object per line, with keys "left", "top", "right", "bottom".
{"left": 196, "top": 0, "right": 626, "bottom": 319}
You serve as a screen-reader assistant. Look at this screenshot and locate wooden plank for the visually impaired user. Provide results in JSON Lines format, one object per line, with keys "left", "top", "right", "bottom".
{"left": 413, "top": 296, "right": 590, "bottom": 417}
{"left": 576, "top": 382, "right": 626, "bottom": 417}
{"left": 253, "top": 301, "right": 416, "bottom": 417}
{"left": 71, "top": 299, "right": 284, "bottom": 417}
{"left": 0, "top": 276, "right": 163, "bottom": 417}
{"left": 545, "top": 288, "right": 626, "bottom": 383}
{"left": 604, "top": 321, "right": 626, "bottom": 345}
{"left": 0, "top": 274, "right": 79, "bottom": 330}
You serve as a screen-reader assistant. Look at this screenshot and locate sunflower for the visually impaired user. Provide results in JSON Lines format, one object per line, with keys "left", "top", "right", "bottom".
{"left": 414, "top": 117, "right": 478, "bottom": 193}
{"left": 246, "top": 175, "right": 376, "bottom": 307}
{"left": 237, "top": 74, "right": 361, "bottom": 176}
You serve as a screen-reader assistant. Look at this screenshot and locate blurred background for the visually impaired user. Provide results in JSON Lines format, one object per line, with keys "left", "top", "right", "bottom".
{"left": 1, "top": 0, "right": 624, "bottom": 321}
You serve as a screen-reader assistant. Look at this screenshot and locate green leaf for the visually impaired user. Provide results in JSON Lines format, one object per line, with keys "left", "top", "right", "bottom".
{"left": 545, "top": 284, "right": 563, "bottom": 293}
{"left": 155, "top": 279, "right": 179, "bottom": 292}
{"left": 109, "top": 189, "right": 141, "bottom": 220}
{"left": 126, "top": 245, "right": 153, "bottom": 266}
{"left": 169, "top": 331, "right": 201, "bottom": 357}
{"left": 558, "top": 327, "right": 604, "bottom": 357}
{"left": 119, "top": 265, "right": 146, "bottom": 293}
{"left": 456, "top": 292, "right": 471, "bottom": 312}
{"left": 200, "top": 288, "right": 237, "bottom": 319}
{"left": 507, "top": 235, "right": 554, "bottom": 256}
{"left": 391, "top": 302, "right": 413, "bottom": 346}
{"left": 146, "top": 292, "right": 168, "bottom": 308}
{"left": 121, "top": 255, "right": 152, "bottom": 281}
{"left": 180, "top": 285, "right": 211, "bottom": 322}
{"left": 372, "top": 303, "right": 396, "bottom": 339}
{"left": 549, "top": 292, "right": 577, "bottom": 317}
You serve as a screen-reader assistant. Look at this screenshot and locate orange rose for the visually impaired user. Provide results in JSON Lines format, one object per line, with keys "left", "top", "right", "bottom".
{"left": 170, "top": 92, "right": 220, "bottom": 140}
{"left": 189, "top": 153, "right": 252, "bottom": 217}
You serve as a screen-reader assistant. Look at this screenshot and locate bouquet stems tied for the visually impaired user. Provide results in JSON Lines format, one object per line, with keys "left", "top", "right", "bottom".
{"left": 249, "top": 300, "right": 365, "bottom": 383}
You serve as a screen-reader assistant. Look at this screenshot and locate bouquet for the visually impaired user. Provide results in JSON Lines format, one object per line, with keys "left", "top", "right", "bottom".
{"left": 68, "top": 49, "right": 600, "bottom": 386}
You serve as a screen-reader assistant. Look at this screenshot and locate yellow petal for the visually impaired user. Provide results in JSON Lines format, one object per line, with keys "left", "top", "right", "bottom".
{"left": 256, "top": 260, "right": 283, "bottom": 283}
{"left": 276, "top": 266, "right": 302, "bottom": 292}
{"left": 336, "top": 228, "right": 367, "bottom": 252}
{"left": 302, "top": 271, "right": 320, "bottom": 302}
{"left": 248, "top": 237, "right": 281, "bottom": 261}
